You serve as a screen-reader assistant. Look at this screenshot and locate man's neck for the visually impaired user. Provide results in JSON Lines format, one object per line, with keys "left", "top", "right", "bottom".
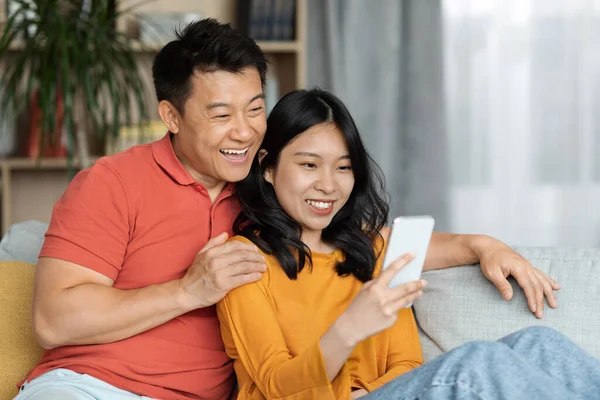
{"left": 185, "top": 167, "right": 227, "bottom": 204}
{"left": 171, "top": 138, "right": 228, "bottom": 203}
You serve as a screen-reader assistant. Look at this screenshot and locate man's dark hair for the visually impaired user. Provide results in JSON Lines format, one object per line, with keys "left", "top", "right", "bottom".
{"left": 152, "top": 18, "right": 268, "bottom": 115}
{"left": 234, "top": 88, "right": 390, "bottom": 283}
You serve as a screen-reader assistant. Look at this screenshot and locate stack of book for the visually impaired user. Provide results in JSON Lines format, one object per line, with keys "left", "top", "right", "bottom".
{"left": 237, "top": 0, "right": 297, "bottom": 41}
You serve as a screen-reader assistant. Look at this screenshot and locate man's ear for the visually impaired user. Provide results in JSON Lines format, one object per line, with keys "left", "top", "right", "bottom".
{"left": 158, "top": 100, "right": 181, "bottom": 134}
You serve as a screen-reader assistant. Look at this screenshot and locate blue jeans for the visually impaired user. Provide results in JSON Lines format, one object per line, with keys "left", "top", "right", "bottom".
{"left": 364, "top": 326, "right": 600, "bottom": 400}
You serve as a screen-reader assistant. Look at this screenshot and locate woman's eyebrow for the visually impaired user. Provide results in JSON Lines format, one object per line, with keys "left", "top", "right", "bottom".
{"left": 294, "top": 152, "right": 350, "bottom": 160}
{"left": 294, "top": 152, "right": 321, "bottom": 158}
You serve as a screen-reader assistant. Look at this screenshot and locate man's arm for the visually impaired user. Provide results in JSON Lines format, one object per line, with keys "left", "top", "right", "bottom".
{"left": 423, "top": 232, "right": 481, "bottom": 271}
{"left": 422, "top": 231, "right": 560, "bottom": 319}
{"left": 33, "top": 257, "right": 188, "bottom": 348}
{"left": 33, "top": 233, "right": 266, "bottom": 349}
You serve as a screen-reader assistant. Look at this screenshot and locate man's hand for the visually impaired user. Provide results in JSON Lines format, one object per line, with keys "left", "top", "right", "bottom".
{"left": 179, "top": 233, "right": 267, "bottom": 310}
{"left": 474, "top": 236, "right": 560, "bottom": 319}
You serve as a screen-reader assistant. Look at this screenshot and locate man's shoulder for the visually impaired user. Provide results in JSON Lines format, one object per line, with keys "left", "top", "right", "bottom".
{"left": 96, "top": 142, "right": 155, "bottom": 176}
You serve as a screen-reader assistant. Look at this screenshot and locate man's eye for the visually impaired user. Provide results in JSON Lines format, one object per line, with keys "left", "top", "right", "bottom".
{"left": 215, "top": 115, "right": 230, "bottom": 119}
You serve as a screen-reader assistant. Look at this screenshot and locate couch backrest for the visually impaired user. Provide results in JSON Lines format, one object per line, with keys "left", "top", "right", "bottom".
{"left": 414, "top": 247, "right": 600, "bottom": 362}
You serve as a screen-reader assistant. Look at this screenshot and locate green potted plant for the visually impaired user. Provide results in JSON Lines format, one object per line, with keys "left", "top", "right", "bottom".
{"left": 0, "top": 0, "right": 149, "bottom": 171}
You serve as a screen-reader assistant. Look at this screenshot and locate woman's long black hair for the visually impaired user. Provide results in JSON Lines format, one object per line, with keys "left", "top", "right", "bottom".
{"left": 233, "top": 88, "right": 389, "bottom": 282}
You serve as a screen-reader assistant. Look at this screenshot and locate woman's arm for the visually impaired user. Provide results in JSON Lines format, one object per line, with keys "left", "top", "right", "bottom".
{"left": 217, "top": 279, "right": 337, "bottom": 400}
{"left": 364, "top": 307, "right": 423, "bottom": 391}
{"left": 217, "top": 254, "right": 425, "bottom": 399}
{"left": 317, "top": 252, "right": 426, "bottom": 382}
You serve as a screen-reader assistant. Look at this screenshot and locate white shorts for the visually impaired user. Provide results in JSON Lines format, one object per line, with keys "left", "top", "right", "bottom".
{"left": 13, "top": 369, "right": 156, "bottom": 400}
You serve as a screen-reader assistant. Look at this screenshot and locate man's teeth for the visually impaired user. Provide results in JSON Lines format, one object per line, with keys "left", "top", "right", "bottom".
{"left": 221, "top": 148, "right": 248, "bottom": 155}
{"left": 306, "top": 200, "right": 332, "bottom": 209}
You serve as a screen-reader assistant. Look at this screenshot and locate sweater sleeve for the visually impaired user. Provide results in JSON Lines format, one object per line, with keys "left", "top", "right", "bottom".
{"left": 365, "top": 307, "right": 424, "bottom": 391}
{"left": 217, "top": 275, "right": 336, "bottom": 400}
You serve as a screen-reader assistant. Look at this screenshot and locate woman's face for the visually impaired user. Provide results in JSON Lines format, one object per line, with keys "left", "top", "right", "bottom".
{"left": 264, "top": 123, "right": 355, "bottom": 240}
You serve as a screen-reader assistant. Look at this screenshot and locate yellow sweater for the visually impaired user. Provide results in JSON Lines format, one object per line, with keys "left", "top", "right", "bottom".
{"left": 216, "top": 236, "right": 423, "bottom": 400}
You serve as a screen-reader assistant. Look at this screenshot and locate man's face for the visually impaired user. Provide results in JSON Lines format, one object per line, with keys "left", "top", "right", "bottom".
{"left": 171, "top": 67, "right": 266, "bottom": 187}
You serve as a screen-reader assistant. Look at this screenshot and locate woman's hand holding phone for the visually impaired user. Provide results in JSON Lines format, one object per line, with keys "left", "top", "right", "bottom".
{"left": 333, "top": 253, "right": 427, "bottom": 347}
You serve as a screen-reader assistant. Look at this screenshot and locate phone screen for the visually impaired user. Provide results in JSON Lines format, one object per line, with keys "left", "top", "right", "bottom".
{"left": 382, "top": 216, "right": 435, "bottom": 290}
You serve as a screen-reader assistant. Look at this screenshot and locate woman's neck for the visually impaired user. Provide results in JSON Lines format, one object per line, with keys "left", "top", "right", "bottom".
{"left": 301, "top": 231, "right": 335, "bottom": 254}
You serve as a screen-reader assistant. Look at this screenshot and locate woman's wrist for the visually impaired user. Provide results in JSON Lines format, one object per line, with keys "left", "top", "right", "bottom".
{"left": 333, "top": 313, "right": 361, "bottom": 348}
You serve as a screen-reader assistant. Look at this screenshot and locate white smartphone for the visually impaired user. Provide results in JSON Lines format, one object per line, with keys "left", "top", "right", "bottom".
{"left": 382, "top": 216, "right": 435, "bottom": 297}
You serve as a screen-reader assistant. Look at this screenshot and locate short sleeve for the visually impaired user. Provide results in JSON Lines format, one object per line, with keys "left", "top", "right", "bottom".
{"left": 39, "top": 161, "right": 131, "bottom": 280}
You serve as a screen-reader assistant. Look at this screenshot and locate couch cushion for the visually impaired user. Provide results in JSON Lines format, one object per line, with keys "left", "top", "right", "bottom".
{"left": 414, "top": 247, "right": 600, "bottom": 363}
{"left": 0, "top": 220, "right": 48, "bottom": 264}
{"left": 0, "top": 261, "right": 44, "bottom": 399}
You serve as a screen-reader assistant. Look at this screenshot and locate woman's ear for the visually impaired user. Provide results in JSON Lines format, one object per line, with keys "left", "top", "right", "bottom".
{"left": 263, "top": 167, "right": 274, "bottom": 185}
{"left": 258, "top": 149, "right": 268, "bottom": 165}
{"left": 259, "top": 150, "right": 274, "bottom": 184}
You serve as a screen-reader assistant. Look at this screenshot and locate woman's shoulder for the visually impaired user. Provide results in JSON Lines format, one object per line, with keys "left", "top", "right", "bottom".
{"left": 372, "top": 227, "right": 390, "bottom": 254}
{"left": 228, "top": 234, "right": 278, "bottom": 276}
{"left": 229, "top": 234, "right": 271, "bottom": 258}
{"left": 220, "top": 236, "right": 274, "bottom": 298}
{"left": 372, "top": 227, "right": 391, "bottom": 278}
{"left": 379, "top": 226, "right": 391, "bottom": 242}
{"left": 228, "top": 234, "right": 254, "bottom": 246}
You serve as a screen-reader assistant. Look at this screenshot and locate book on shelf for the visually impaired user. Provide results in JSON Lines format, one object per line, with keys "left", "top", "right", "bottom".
{"left": 237, "top": 0, "right": 296, "bottom": 41}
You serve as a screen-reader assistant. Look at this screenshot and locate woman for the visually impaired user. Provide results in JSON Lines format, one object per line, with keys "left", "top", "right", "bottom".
{"left": 216, "top": 89, "right": 600, "bottom": 400}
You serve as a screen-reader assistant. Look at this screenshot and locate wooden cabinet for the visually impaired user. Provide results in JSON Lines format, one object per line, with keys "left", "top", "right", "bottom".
{"left": 0, "top": 0, "right": 306, "bottom": 236}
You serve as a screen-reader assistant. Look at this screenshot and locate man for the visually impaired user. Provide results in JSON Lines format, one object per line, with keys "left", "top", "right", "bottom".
{"left": 15, "top": 18, "right": 559, "bottom": 400}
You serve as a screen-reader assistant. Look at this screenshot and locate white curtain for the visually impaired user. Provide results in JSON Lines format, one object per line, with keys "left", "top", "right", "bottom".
{"left": 445, "top": 0, "right": 600, "bottom": 247}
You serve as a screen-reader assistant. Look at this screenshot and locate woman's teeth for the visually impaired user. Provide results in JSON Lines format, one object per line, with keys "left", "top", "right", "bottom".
{"left": 306, "top": 200, "right": 333, "bottom": 209}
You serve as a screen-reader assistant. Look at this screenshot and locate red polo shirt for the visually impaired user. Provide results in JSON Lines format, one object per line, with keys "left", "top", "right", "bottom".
{"left": 22, "top": 133, "right": 239, "bottom": 399}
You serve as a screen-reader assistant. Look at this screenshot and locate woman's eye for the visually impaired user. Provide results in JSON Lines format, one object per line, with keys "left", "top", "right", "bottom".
{"left": 302, "top": 163, "right": 317, "bottom": 169}
{"left": 339, "top": 165, "right": 352, "bottom": 171}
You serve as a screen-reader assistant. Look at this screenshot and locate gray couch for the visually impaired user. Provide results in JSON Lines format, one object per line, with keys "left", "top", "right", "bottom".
{"left": 2, "top": 221, "right": 599, "bottom": 363}
{"left": 415, "top": 246, "right": 600, "bottom": 362}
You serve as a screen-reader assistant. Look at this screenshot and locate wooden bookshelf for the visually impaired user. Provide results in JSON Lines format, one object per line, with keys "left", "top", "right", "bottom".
{"left": 0, "top": 158, "right": 98, "bottom": 235}
{"left": 130, "top": 40, "right": 300, "bottom": 53}
{"left": 0, "top": 0, "right": 306, "bottom": 237}
{"left": 128, "top": 0, "right": 307, "bottom": 120}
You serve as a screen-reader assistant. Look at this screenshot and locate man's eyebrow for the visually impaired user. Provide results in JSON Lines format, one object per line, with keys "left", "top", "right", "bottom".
{"left": 206, "top": 102, "right": 229, "bottom": 110}
{"left": 249, "top": 93, "right": 265, "bottom": 104}
{"left": 205, "top": 93, "right": 265, "bottom": 110}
